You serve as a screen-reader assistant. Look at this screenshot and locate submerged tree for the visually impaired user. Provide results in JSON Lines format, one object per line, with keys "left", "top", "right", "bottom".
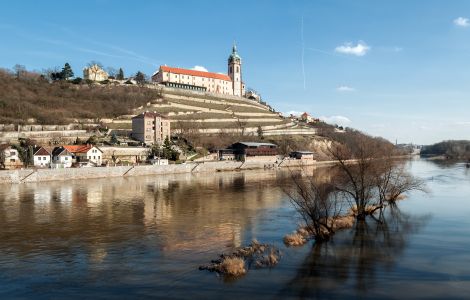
{"left": 323, "top": 130, "right": 426, "bottom": 220}
{"left": 282, "top": 169, "right": 344, "bottom": 242}
{"left": 282, "top": 130, "right": 427, "bottom": 244}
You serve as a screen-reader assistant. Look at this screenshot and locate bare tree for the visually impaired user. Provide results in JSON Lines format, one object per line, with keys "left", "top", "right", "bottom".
{"left": 325, "top": 131, "right": 425, "bottom": 220}
{"left": 13, "top": 64, "right": 26, "bottom": 79}
{"left": 282, "top": 168, "right": 343, "bottom": 242}
{"left": 235, "top": 118, "right": 247, "bottom": 136}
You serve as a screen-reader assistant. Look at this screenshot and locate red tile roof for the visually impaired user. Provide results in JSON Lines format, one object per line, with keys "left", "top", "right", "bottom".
{"left": 160, "top": 66, "right": 231, "bottom": 81}
{"left": 63, "top": 145, "right": 94, "bottom": 154}
{"left": 34, "top": 147, "right": 51, "bottom": 156}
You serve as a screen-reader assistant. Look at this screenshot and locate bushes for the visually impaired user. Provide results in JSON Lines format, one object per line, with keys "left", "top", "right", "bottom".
{"left": 0, "top": 70, "right": 160, "bottom": 124}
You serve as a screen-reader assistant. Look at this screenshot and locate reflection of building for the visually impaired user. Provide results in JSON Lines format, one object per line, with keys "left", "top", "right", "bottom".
{"left": 131, "top": 112, "right": 171, "bottom": 145}
{"left": 152, "top": 45, "right": 246, "bottom": 96}
{"left": 83, "top": 64, "right": 108, "bottom": 81}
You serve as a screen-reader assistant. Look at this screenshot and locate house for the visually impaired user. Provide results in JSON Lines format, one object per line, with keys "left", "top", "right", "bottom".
{"left": 226, "top": 142, "right": 278, "bottom": 162}
{"left": 99, "top": 146, "right": 149, "bottom": 165}
{"left": 300, "top": 112, "right": 314, "bottom": 123}
{"left": 0, "top": 145, "right": 23, "bottom": 170}
{"left": 132, "top": 112, "right": 171, "bottom": 145}
{"left": 217, "top": 149, "right": 236, "bottom": 161}
{"left": 289, "top": 151, "right": 315, "bottom": 160}
{"left": 152, "top": 45, "right": 246, "bottom": 97}
{"left": 83, "top": 64, "right": 109, "bottom": 81}
{"left": 300, "top": 112, "right": 319, "bottom": 124}
{"left": 148, "top": 157, "right": 169, "bottom": 165}
{"left": 51, "top": 147, "right": 73, "bottom": 168}
{"left": 63, "top": 145, "right": 103, "bottom": 166}
{"left": 33, "top": 146, "right": 52, "bottom": 168}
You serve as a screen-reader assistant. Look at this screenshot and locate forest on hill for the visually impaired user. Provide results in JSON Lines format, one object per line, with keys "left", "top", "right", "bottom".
{"left": 421, "top": 140, "right": 470, "bottom": 159}
{"left": 0, "top": 69, "right": 159, "bottom": 125}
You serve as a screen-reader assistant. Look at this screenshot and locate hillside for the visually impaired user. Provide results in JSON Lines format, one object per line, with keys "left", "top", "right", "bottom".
{"left": 421, "top": 140, "right": 470, "bottom": 159}
{"left": 103, "top": 86, "right": 297, "bottom": 134}
{"left": 0, "top": 69, "right": 160, "bottom": 124}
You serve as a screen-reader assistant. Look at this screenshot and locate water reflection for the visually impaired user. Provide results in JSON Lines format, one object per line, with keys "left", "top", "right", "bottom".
{"left": 0, "top": 170, "right": 288, "bottom": 260}
{"left": 281, "top": 205, "right": 430, "bottom": 299}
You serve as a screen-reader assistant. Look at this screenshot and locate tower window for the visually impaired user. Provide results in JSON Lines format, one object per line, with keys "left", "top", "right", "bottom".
{"left": 236, "top": 66, "right": 239, "bottom": 72}
{"left": 230, "top": 66, "right": 232, "bottom": 73}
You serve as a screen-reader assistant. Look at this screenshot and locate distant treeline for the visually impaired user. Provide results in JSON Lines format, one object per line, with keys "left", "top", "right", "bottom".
{"left": 421, "top": 140, "right": 470, "bottom": 159}
{"left": 0, "top": 69, "right": 159, "bottom": 125}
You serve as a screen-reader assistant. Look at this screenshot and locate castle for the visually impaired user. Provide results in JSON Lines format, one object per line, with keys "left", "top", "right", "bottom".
{"left": 152, "top": 45, "right": 246, "bottom": 97}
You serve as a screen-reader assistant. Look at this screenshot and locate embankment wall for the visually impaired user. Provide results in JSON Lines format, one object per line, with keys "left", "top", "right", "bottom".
{"left": 0, "top": 159, "right": 321, "bottom": 184}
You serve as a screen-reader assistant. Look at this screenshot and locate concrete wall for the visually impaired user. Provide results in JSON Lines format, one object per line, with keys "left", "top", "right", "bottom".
{"left": 0, "top": 159, "right": 318, "bottom": 184}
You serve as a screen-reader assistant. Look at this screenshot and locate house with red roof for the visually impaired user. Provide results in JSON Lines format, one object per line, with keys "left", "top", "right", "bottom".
{"left": 151, "top": 45, "right": 246, "bottom": 97}
{"left": 63, "top": 145, "right": 103, "bottom": 166}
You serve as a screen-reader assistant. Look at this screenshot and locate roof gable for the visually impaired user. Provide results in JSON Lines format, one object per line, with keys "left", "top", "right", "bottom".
{"left": 34, "top": 147, "right": 51, "bottom": 156}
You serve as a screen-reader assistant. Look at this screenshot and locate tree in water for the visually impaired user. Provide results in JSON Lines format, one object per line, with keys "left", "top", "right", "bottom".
{"left": 282, "top": 169, "right": 343, "bottom": 242}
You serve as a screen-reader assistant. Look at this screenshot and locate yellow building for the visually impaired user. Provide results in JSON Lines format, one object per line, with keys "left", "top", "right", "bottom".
{"left": 152, "top": 45, "right": 246, "bottom": 97}
{"left": 131, "top": 112, "right": 171, "bottom": 145}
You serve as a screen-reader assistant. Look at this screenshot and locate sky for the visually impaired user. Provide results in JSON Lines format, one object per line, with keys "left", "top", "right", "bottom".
{"left": 1, "top": 0, "right": 470, "bottom": 145}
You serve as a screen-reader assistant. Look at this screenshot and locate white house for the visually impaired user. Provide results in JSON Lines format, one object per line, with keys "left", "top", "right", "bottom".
{"left": 51, "top": 147, "right": 73, "bottom": 168}
{"left": 33, "top": 146, "right": 52, "bottom": 168}
{"left": 64, "top": 145, "right": 103, "bottom": 166}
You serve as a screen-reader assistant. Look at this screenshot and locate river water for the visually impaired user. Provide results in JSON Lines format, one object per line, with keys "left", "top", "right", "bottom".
{"left": 0, "top": 159, "right": 469, "bottom": 299}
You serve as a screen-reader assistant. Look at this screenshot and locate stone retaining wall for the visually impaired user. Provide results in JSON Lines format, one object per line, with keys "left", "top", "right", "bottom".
{"left": 0, "top": 159, "right": 318, "bottom": 184}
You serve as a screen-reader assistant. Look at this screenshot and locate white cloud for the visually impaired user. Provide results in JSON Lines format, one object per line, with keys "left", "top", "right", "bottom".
{"left": 335, "top": 41, "right": 370, "bottom": 56}
{"left": 337, "top": 85, "right": 355, "bottom": 92}
{"left": 191, "top": 65, "right": 208, "bottom": 72}
{"left": 454, "top": 17, "right": 470, "bottom": 27}
{"left": 319, "top": 115, "right": 352, "bottom": 126}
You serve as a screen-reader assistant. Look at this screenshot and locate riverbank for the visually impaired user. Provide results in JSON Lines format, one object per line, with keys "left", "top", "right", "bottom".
{"left": 0, "top": 159, "right": 331, "bottom": 184}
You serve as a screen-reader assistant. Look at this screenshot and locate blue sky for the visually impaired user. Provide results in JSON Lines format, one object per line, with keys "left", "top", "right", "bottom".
{"left": 1, "top": 0, "right": 470, "bottom": 144}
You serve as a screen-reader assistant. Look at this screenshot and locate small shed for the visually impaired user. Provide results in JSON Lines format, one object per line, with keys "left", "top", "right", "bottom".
{"left": 290, "top": 151, "right": 315, "bottom": 160}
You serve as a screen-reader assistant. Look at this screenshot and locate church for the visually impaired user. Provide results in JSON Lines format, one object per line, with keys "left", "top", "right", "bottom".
{"left": 151, "top": 45, "right": 246, "bottom": 97}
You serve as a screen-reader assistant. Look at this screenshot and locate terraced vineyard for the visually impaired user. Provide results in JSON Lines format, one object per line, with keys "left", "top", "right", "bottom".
{"left": 107, "top": 86, "right": 305, "bottom": 135}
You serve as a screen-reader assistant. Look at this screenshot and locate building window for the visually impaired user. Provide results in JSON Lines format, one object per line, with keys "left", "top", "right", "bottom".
{"left": 236, "top": 66, "right": 239, "bottom": 72}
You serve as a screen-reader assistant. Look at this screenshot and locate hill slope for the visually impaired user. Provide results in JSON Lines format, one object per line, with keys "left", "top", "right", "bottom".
{"left": 0, "top": 70, "right": 160, "bottom": 124}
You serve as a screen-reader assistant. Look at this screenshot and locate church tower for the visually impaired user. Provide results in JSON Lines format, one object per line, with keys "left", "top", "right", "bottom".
{"left": 228, "top": 44, "right": 243, "bottom": 97}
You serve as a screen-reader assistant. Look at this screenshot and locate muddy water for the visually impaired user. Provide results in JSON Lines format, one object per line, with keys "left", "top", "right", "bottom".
{"left": 0, "top": 160, "right": 469, "bottom": 299}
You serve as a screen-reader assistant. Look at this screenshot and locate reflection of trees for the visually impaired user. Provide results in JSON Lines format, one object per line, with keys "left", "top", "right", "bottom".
{"left": 280, "top": 205, "right": 429, "bottom": 299}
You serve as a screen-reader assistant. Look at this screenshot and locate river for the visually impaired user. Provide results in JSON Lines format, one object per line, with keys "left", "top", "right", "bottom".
{"left": 0, "top": 159, "right": 469, "bottom": 299}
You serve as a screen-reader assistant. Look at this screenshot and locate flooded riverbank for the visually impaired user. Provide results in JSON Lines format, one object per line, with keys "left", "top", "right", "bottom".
{"left": 1, "top": 159, "right": 470, "bottom": 299}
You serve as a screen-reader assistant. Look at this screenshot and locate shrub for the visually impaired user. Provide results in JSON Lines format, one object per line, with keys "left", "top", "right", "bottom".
{"left": 219, "top": 257, "right": 246, "bottom": 277}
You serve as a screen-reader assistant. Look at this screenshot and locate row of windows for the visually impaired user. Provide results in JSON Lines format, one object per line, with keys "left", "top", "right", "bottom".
{"left": 166, "top": 73, "right": 231, "bottom": 84}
